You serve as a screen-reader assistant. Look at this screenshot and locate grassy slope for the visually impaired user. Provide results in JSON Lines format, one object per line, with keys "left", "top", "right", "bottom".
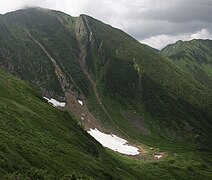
{"left": 0, "top": 69, "right": 212, "bottom": 179}
{"left": 76, "top": 16, "right": 212, "bottom": 179}
{"left": 0, "top": 69, "right": 139, "bottom": 179}
{"left": 83, "top": 15, "right": 212, "bottom": 150}
{"left": 160, "top": 39, "right": 212, "bottom": 90}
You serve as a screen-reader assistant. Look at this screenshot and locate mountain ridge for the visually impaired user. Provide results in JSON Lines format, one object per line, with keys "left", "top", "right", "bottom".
{"left": 161, "top": 39, "right": 212, "bottom": 90}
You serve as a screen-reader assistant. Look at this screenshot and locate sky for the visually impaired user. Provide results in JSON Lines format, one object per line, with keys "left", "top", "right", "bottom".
{"left": 0, "top": 0, "right": 212, "bottom": 49}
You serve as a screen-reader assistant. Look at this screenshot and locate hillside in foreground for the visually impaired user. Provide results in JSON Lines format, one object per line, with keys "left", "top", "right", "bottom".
{"left": 0, "top": 69, "right": 116, "bottom": 179}
{"left": 0, "top": 68, "right": 211, "bottom": 180}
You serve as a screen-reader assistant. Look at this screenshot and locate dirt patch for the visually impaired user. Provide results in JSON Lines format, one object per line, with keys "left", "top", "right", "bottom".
{"left": 124, "top": 144, "right": 149, "bottom": 160}
{"left": 65, "top": 90, "right": 104, "bottom": 131}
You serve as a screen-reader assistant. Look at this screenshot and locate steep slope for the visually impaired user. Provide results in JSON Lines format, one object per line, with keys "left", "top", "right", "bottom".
{"left": 0, "top": 69, "right": 97, "bottom": 178}
{"left": 161, "top": 39, "right": 212, "bottom": 90}
{"left": 1, "top": 68, "right": 212, "bottom": 180}
{"left": 0, "top": 13, "right": 64, "bottom": 99}
{"left": 0, "top": 69, "right": 141, "bottom": 179}
{"left": 0, "top": 8, "right": 211, "bottom": 151}
{"left": 77, "top": 15, "right": 212, "bottom": 149}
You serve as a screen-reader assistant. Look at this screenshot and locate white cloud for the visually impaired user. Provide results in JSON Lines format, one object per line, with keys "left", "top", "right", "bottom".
{"left": 191, "top": 28, "right": 212, "bottom": 39}
{"left": 141, "top": 28, "right": 212, "bottom": 49}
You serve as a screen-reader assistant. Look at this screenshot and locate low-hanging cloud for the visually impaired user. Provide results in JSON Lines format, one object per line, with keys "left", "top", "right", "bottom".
{"left": 0, "top": 0, "right": 212, "bottom": 49}
{"left": 142, "top": 28, "right": 212, "bottom": 50}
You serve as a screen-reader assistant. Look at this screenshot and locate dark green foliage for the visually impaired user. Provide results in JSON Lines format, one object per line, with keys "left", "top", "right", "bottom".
{"left": 85, "top": 13, "right": 212, "bottom": 149}
{"left": 140, "top": 73, "right": 211, "bottom": 144}
{"left": 0, "top": 69, "right": 143, "bottom": 179}
{"left": 0, "top": 69, "right": 101, "bottom": 178}
{"left": 104, "top": 57, "right": 139, "bottom": 98}
{"left": 0, "top": 13, "right": 64, "bottom": 98}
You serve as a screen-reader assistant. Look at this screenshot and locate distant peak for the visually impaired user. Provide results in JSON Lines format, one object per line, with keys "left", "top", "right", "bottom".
{"left": 79, "top": 14, "right": 94, "bottom": 19}
{"left": 79, "top": 14, "right": 87, "bottom": 17}
{"left": 176, "top": 40, "right": 183, "bottom": 43}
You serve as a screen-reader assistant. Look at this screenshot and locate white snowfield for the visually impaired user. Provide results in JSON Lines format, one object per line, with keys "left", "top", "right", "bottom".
{"left": 87, "top": 128, "right": 139, "bottom": 155}
{"left": 43, "top": 97, "right": 65, "bottom": 107}
{"left": 78, "top": 100, "right": 83, "bottom": 105}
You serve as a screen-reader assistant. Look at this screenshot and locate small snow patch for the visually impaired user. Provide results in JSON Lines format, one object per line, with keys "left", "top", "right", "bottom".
{"left": 78, "top": 100, "right": 83, "bottom": 105}
{"left": 87, "top": 128, "right": 139, "bottom": 155}
{"left": 154, "top": 155, "right": 163, "bottom": 159}
{"left": 43, "top": 97, "right": 65, "bottom": 107}
{"left": 81, "top": 117, "right": 84, "bottom": 120}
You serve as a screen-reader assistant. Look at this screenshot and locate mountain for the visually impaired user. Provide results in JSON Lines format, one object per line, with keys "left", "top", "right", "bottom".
{"left": 0, "top": 8, "right": 212, "bottom": 179}
{"left": 161, "top": 39, "right": 212, "bottom": 90}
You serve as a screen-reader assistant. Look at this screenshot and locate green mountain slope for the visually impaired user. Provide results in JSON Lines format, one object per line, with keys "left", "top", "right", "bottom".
{"left": 0, "top": 69, "right": 140, "bottom": 179}
{"left": 0, "top": 68, "right": 212, "bottom": 180}
{"left": 161, "top": 39, "right": 212, "bottom": 90}
{"left": 79, "top": 15, "right": 212, "bottom": 148}
{"left": 0, "top": 69, "right": 102, "bottom": 178}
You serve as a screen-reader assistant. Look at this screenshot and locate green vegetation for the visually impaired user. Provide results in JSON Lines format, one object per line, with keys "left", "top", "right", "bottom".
{"left": 0, "top": 69, "right": 102, "bottom": 178}
{"left": 1, "top": 68, "right": 211, "bottom": 179}
{"left": 0, "top": 69, "right": 140, "bottom": 179}
{"left": 83, "top": 15, "right": 212, "bottom": 149}
{"left": 0, "top": 8, "right": 91, "bottom": 98}
{"left": 0, "top": 68, "right": 133, "bottom": 179}
{"left": 161, "top": 39, "right": 212, "bottom": 90}
{"left": 0, "top": 12, "right": 64, "bottom": 98}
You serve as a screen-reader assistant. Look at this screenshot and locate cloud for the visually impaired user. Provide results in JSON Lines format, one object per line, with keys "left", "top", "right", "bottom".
{"left": 141, "top": 28, "right": 212, "bottom": 49}
{"left": 0, "top": 0, "right": 212, "bottom": 48}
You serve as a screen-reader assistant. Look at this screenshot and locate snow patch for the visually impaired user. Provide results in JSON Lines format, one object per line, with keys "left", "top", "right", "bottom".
{"left": 43, "top": 97, "right": 65, "bottom": 107}
{"left": 87, "top": 128, "right": 139, "bottom": 155}
{"left": 154, "top": 155, "right": 163, "bottom": 159}
{"left": 78, "top": 100, "right": 83, "bottom": 105}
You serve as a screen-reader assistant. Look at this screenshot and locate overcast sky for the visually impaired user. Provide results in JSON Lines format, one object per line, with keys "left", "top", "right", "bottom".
{"left": 1, "top": 0, "right": 212, "bottom": 49}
